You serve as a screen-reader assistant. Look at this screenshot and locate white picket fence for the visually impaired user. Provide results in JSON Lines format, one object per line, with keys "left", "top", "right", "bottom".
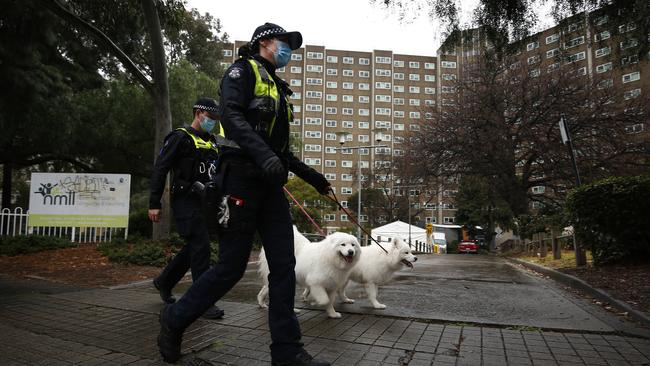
{"left": 0, "top": 207, "right": 126, "bottom": 243}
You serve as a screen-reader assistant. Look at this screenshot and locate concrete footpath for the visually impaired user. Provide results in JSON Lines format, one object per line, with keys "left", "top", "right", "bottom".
{"left": 0, "top": 275, "right": 649, "bottom": 366}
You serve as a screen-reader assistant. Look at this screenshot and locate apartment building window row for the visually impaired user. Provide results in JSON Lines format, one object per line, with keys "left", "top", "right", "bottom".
{"left": 305, "top": 158, "right": 321, "bottom": 166}
{"left": 546, "top": 33, "right": 559, "bottom": 44}
{"left": 326, "top": 81, "right": 337, "bottom": 88}
{"left": 376, "top": 82, "right": 391, "bottom": 89}
{"left": 324, "top": 173, "right": 336, "bottom": 180}
{"left": 306, "top": 104, "right": 322, "bottom": 112}
{"left": 527, "top": 40, "right": 539, "bottom": 51}
{"left": 291, "top": 53, "right": 302, "bottom": 61}
{"left": 425, "top": 74, "right": 436, "bottom": 81}
{"left": 409, "top": 86, "right": 420, "bottom": 93}
{"left": 622, "top": 71, "right": 640, "bottom": 83}
{"left": 425, "top": 62, "right": 436, "bottom": 69}
{"left": 325, "top": 132, "right": 337, "bottom": 141}
{"left": 394, "top": 85, "right": 404, "bottom": 92}
{"left": 307, "top": 52, "right": 323, "bottom": 59}
{"left": 326, "top": 120, "right": 337, "bottom": 127}
{"left": 305, "top": 117, "right": 322, "bottom": 125}
{"left": 376, "top": 56, "right": 391, "bottom": 64}
{"left": 326, "top": 94, "right": 337, "bottom": 101}
{"left": 618, "top": 22, "right": 637, "bottom": 34}
{"left": 620, "top": 39, "right": 639, "bottom": 50}
{"left": 343, "top": 69, "right": 354, "bottom": 76}
{"left": 409, "top": 74, "right": 421, "bottom": 81}
{"left": 441, "top": 61, "right": 457, "bottom": 68}
{"left": 326, "top": 68, "right": 337, "bottom": 75}
{"left": 596, "top": 62, "right": 613, "bottom": 73}
{"left": 223, "top": 49, "right": 233, "bottom": 57}
{"left": 394, "top": 98, "right": 404, "bottom": 105}
{"left": 376, "top": 69, "right": 391, "bottom": 77}
{"left": 304, "top": 131, "right": 321, "bottom": 138}
{"left": 394, "top": 60, "right": 404, "bottom": 67}
{"left": 594, "top": 30, "right": 610, "bottom": 42}
{"left": 622, "top": 55, "right": 639, "bottom": 66}
{"left": 290, "top": 92, "right": 301, "bottom": 100}
{"left": 566, "top": 51, "right": 586, "bottom": 63}
{"left": 342, "top": 56, "right": 354, "bottom": 64}
{"left": 564, "top": 36, "right": 585, "bottom": 49}
{"left": 289, "top": 118, "right": 300, "bottom": 126}
{"left": 624, "top": 88, "right": 641, "bottom": 100}
{"left": 359, "top": 58, "right": 370, "bottom": 65}
{"left": 307, "top": 78, "right": 322, "bottom": 85}
{"left": 359, "top": 95, "right": 370, "bottom": 103}
{"left": 375, "top": 120, "right": 391, "bottom": 129}
{"left": 326, "top": 55, "right": 337, "bottom": 63}
{"left": 359, "top": 70, "right": 370, "bottom": 78}
{"left": 409, "top": 61, "right": 420, "bottom": 68}
{"left": 595, "top": 46, "right": 611, "bottom": 58}
{"left": 290, "top": 79, "right": 301, "bottom": 86}
{"left": 376, "top": 95, "right": 391, "bottom": 102}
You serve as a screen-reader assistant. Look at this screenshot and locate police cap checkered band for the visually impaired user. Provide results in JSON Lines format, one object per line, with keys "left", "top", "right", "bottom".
{"left": 250, "top": 22, "right": 302, "bottom": 50}
{"left": 193, "top": 97, "right": 219, "bottom": 113}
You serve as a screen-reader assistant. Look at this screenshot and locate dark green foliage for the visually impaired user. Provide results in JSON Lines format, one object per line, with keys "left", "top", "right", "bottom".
{"left": 447, "top": 240, "right": 459, "bottom": 254}
{"left": 98, "top": 240, "right": 168, "bottom": 266}
{"left": 0, "top": 235, "right": 77, "bottom": 256}
{"left": 566, "top": 175, "right": 650, "bottom": 265}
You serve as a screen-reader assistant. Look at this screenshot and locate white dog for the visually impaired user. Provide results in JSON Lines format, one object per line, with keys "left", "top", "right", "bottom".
{"left": 294, "top": 232, "right": 361, "bottom": 318}
{"left": 257, "top": 226, "right": 310, "bottom": 309}
{"left": 338, "top": 237, "right": 417, "bottom": 309}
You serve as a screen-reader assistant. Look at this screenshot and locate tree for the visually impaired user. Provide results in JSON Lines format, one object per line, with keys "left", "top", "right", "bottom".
{"left": 284, "top": 177, "right": 335, "bottom": 235}
{"left": 402, "top": 45, "right": 649, "bottom": 217}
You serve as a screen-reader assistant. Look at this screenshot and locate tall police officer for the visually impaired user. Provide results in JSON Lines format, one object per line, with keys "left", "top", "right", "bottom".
{"left": 149, "top": 97, "right": 225, "bottom": 320}
{"left": 157, "top": 23, "right": 331, "bottom": 366}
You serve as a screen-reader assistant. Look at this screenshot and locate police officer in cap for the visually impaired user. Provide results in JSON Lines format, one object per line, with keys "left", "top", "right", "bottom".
{"left": 149, "top": 97, "right": 225, "bottom": 320}
{"left": 157, "top": 24, "right": 331, "bottom": 366}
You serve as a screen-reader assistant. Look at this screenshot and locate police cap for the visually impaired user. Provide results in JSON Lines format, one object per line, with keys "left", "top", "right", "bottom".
{"left": 250, "top": 22, "right": 302, "bottom": 50}
{"left": 193, "top": 97, "right": 219, "bottom": 119}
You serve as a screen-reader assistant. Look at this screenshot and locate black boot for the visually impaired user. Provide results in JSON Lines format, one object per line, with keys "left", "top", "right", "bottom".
{"left": 202, "top": 305, "right": 225, "bottom": 319}
{"left": 157, "top": 305, "right": 183, "bottom": 363}
{"left": 272, "top": 349, "right": 330, "bottom": 366}
{"left": 153, "top": 277, "right": 176, "bottom": 304}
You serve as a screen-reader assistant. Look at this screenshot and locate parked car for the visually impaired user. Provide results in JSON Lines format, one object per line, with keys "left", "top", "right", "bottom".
{"left": 458, "top": 241, "right": 478, "bottom": 254}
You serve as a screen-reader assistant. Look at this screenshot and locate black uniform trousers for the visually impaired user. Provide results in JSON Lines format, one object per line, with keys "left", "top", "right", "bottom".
{"left": 164, "top": 159, "right": 302, "bottom": 361}
{"left": 156, "top": 197, "right": 211, "bottom": 289}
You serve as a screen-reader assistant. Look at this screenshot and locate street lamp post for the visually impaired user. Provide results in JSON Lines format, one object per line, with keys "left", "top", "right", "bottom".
{"left": 335, "top": 133, "right": 387, "bottom": 245}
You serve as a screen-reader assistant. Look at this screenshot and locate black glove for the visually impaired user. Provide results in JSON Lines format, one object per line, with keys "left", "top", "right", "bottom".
{"left": 260, "top": 155, "right": 287, "bottom": 186}
{"left": 305, "top": 169, "right": 331, "bottom": 195}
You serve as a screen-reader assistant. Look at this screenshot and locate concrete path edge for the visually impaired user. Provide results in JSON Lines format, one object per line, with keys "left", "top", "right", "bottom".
{"left": 508, "top": 257, "right": 650, "bottom": 327}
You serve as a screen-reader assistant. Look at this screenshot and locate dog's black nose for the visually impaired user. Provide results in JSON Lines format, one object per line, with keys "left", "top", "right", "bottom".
{"left": 347, "top": 249, "right": 354, "bottom": 256}
{"left": 413, "top": 257, "right": 418, "bottom": 261}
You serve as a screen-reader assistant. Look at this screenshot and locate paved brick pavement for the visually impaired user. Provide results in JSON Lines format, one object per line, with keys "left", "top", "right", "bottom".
{"left": 0, "top": 284, "right": 649, "bottom": 365}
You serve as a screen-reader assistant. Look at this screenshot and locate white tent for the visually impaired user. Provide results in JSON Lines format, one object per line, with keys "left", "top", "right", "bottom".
{"left": 371, "top": 220, "right": 445, "bottom": 247}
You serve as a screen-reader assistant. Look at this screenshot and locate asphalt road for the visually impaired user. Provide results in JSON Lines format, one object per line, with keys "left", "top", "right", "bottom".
{"left": 176, "top": 254, "right": 626, "bottom": 333}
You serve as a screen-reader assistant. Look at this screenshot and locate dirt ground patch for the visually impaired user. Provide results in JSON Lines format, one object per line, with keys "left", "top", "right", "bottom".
{"left": 0, "top": 243, "right": 161, "bottom": 288}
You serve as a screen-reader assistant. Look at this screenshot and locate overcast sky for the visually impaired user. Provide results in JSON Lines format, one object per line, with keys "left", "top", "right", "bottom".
{"left": 185, "top": 0, "right": 474, "bottom": 56}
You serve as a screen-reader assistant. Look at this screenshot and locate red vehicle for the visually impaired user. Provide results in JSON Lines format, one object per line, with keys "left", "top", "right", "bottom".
{"left": 458, "top": 241, "right": 478, "bottom": 254}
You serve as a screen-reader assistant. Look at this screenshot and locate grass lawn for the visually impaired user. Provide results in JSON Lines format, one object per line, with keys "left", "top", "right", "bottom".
{"left": 514, "top": 250, "right": 593, "bottom": 269}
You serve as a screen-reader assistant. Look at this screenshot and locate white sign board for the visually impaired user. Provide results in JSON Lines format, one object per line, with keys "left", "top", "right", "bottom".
{"left": 28, "top": 173, "right": 131, "bottom": 228}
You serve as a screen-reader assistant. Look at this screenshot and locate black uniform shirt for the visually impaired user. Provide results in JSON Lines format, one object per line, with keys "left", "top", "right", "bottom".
{"left": 149, "top": 125, "right": 215, "bottom": 210}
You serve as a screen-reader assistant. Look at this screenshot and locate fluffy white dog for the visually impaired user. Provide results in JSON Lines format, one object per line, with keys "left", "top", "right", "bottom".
{"left": 338, "top": 237, "right": 417, "bottom": 309}
{"left": 257, "top": 226, "right": 310, "bottom": 309}
{"left": 295, "top": 232, "right": 361, "bottom": 318}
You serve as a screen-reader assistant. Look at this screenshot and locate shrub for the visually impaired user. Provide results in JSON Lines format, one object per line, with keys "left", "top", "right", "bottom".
{"left": 566, "top": 175, "right": 650, "bottom": 265}
{"left": 0, "top": 235, "right": 76, "bottom": 256}
{"left": 447, "top": 240, "right": 459, "bottom": 254}
{"left": 98, "top": 239, "right": 169, "bottom": 267}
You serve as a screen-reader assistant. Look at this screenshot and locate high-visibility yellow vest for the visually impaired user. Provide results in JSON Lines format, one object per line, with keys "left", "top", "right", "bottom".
{"left": 175, "top": 127, "right": 222, "bottom": 153}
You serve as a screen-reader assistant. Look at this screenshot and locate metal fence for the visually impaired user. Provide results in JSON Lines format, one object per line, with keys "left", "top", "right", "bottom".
{"left": 0, "top": 207, "right": 126, "bottom": 243}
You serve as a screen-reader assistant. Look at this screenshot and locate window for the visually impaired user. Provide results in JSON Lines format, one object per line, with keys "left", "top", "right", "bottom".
{"left": 326, "top": 81, "right": 337, "bottom": 88}
{"left": 547, "top": 62, "right": 560, "bottom": 73}
{"left": 409, "top": 124, "right": 420, "bottom": 131}
{"left": 425, "top": 62, "right": 435, "bottom": 69}
{"left": 624, "top": 89, "right": 641, "bottom": 100}
{"left": 424, "top": 99, "right": 435, "bottom": 106}
{"left": 324, "top": 214, "right": 335, "bottom": 221}
{"left": 326, "top": 94, "right": 337, "bottom": 101}
{"left": 620, "top": 39, "right": 639, "bottom": 50}
{"left": 376, "top": 69, "right": 391, "bottom": 77}
{"left": 304, "top": 130, "right": 321, "bottom": 138}
{"left": 619, "top": 22, "right": 637, "bottom": 34}
{"left": 596, "top": 62, "right": 612, "bottom": 73}
{"left": 394, "top": 60, "right": 404, "bottom": 67}
{"left": 358, "top": 134, "right": 369, "bottom": 142}
{"left": 594, "top": 31, "right": 610, "bottom": 42}
{"left": 545, "top": 33, "right": 559, "bottom": 44}
{"left": 425, "top": 87, "right": 436, "bottom": 94}
{"left": 306, "top": 91, "right": 322, "bottom": 99}
{"left": 307, "top": 52, "right": 323, "bottom": 59}
{"left": 375, "top": 56, "right": 391, "bottom": 64}
{"left": 409, "top": 111, "right": 421, "bottom": 118}
{"left": 376, "top": 95, "right": 391, "bottom": 102}
{"left": 306, "top": 78, "right": 322, "bottom": 85}
{"left": 409, "top": 99, "right": 420, "bottom": 106}
{"left": 326, "top": 107, "right": 337, "bottom": 114}
{"left": 597, "top": 79, "right": 613, "bottom": 89}
{"left": 532, "top": 186, "right": 545, "bottom": 194}
{"left": 325, "top": 133, "right": 337, "bottom": 141}
{"left": 546, "top": 48, "right": 560, "bottom": 59}
{"left": 393, "top": 123, "right": 404, "bottom": 131}
{"left": 358, "top": 109, "right": 370, "bottom": 116}
{"left": 622, "top": 71, "right": 640, "bottom": 83}
{"left": 341, "top": 187, "right": 352, "bottom": 194}
{"left": 409, "top": 61, "right": 420, "bottom": 68}
{"left": 342, "top": 69, "right": 354, "bottom": 76}
{"left": 342, "top": 107, "right": 353, "bottom": 115}
{"left": 425, "top": 74, "right": 436, "bottom": 82}
{"left": 375, "top": 120, "right": 391, "bottom": 129}
{"left": 342, "top": 82, "right": 354, "bottom": 89}
{"left": 325, "top": 146, "right": 337, "bottom": 154}
{"left": 394, "top": 110, "right": 405, "bottom": 118}
{"left": 305, "top": 104, "right": 322, "bottom": 112}
{"left": 324, "top": 173, "right": 336, "bottom": 181}
{"left": 326, "top": 120, "right": 337, "bottom": 127}
{"left": 342, "top": 174, "right": 353, "bottom": 181}
{"left": 358, "top": 83, "right": 370, "bottom": 90}
{"left": 342, "top": 120, "right": 354, "bottom": 128}
{"left": 564, "top": 36, "right": 585, "bottom": 49}
{"left": 375, "top": 82, "right": 391, "bottom": 89}
{"left": 305, "top": 117, "right": 322, "bottom": 125}
{"left": 288, "top": 66, "right": 301, "bottom": 74}
{"left": 625, "top": 123, "right": 644, "bottom": 134}
{"left": 325, "top": 159, "right": 336, "bottom": 167}
{"left": 394, "top": 85, "right": 404, "bottom": 92}
{"left": 342, "top": 160, "right": 353, "bottom": 168}
{"left": 358, "top": 121, "right": 369, "bottom": 129}
{"left": 595, "top": 46, "right": 610, "bottom": 58}
{"left": 289, "top": 118, "right": 300, "bottom": 126}
{"left": 409, "top": 86, "right": 420, "bottom": 93}
{"left": 441, "top": 61, "right": 457, "bottom": 68}
{"left": 290, "top": 92, "right": 301, "bottom": 100}
{"left": 375, "top": 108, "right": 391, "bottom": 116}
{"left": 304, "top": 144, "right": 321, "bottom": 152}
{"left": 443, "top": 217, "right": 455, "bottom": 224}
{"left": 565, "top": 22, "right": 581, "bottom": 33}
{"left": 359, "top": 58, "right": 370, "bottom": 65}
{"left": 358, "top": 95, "right": 370, "bottom": 103}
{"left": 304, "top": 158, "right": 321, "bottom": 166}
{"left": 393, "top": 98, "right": 404, "bottom": 105}
{"left": 566, "top": 51, "right": 585, "bottom": 63}
{"left": 529, "top": 68, "right": 540, "bottom": 78}
{"left": 621, "top": 55, "right": 639, "bottom": 66}
{"left": 526, "top": 40, "right": 539, "bottom": 51}
{"left": 342, "top": 56, "right": 354, "bottom": 64}
{"left": 223, "top": 49, "right": 233, "bottom": 57}
{"left": 290, "top": 79, "right": 302, "bottom": 86}
{"left": 359, "top": 70, "right": 370, "bottom": 78}
{"left": 326, "top": 68, "right": 337, "bottom": 75}
{"left": 291, "top": 53, "right": 303, "bottom": 61}
{"left": 527, "top": 55, "right": 540, "bottom": 64}
{"left": 409, "top": 74, "right": 420, "bottom": 81}
{"left": 594, "top": 15, "right": 608, "bottom": 26}
{"left": 326, "top": 55, "right": 338, "bottom": 63}
{"left": 293, "top": 106, "right": 301, "bottom": 112}
{"left": 342, "top": 95, "right": 353, "bottom": 102}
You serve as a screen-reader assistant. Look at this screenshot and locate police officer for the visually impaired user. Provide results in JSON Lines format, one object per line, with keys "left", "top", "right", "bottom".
{"left": 157, "top": 23, "right": 331, "bottom": 366}
{"left": 149, "top": 97, "right": 224, "bottom": 320}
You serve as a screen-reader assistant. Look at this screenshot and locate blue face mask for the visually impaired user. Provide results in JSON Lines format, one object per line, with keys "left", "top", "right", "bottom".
{"left": 200, "top": 116, "right": 216, "bottom": 133}
{"left": 272, "top": 40, "right": 292, "bottom": 68}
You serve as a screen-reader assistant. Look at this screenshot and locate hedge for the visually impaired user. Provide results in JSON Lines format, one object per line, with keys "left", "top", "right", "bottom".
{"left": 565, "top": 175, "right": 650, "bottom": 265}
{"left": 0, "top": 235, "right": 77, "bottom": 256}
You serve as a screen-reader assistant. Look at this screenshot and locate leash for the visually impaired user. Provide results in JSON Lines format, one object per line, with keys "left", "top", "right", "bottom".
{"left": 325, "top": 189, "right": 389, "bottom": 254}
{"left": 283, "top": 187, "right": 326, "bottom": 237}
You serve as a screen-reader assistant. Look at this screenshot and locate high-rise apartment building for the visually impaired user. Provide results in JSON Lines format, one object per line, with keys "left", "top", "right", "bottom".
{"left": 220, "top": 6, "right": 647, "bottom": 233}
